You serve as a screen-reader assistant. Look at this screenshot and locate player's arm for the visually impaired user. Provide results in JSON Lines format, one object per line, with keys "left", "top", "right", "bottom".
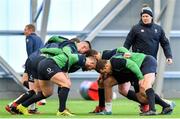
{"left": 68, "top": 64, "right": 80, "bottom": 73}
{"left": 125, "top": 59, "right": 144, "bottom": 80}
{"left": 116, "top": 47, "right": 132, "bottom": 58}
{"left": 40, "top": 48, "right": 63, "bottom": 55}
{"left": 123, "top": 26, "right": 136, "bottom": 49}
{"left": 111, "top": 57, "right": 143, "bottom": 80}
{"left": 62, "top": 46, "right": 73, "bottom": 55}
{"left": 69, "top": 54, "right": 86, "bottom": 68}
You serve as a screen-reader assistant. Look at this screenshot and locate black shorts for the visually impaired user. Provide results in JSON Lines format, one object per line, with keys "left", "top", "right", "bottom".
{"left": 38, "top": 58, "right": 62, "bottom": 80}
{"left": 24, "top": 58, "right": 34, "bottom": 82}
{"left": 31, "top": 56, "right": 46, "bottom": 79}
{"left": 113, "top": 72, "right": 139, "bottom": 93}
{"left": 140, "top": 55, "right": 157, "bottom": 75}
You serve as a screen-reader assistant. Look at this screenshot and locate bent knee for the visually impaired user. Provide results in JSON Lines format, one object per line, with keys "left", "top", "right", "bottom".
{"left": 62, "top": 80, "right": 71, "bottom": 88}
{"left": 43, "top": 90, "right": 53, "bottom": 97}
{"left": 67, "top": 81, "right": 71, "bottom": 87}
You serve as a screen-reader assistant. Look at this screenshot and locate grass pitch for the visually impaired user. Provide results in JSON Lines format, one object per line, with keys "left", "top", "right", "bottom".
{"left": 0, "top": 98, "right": 179, "bottom": 118}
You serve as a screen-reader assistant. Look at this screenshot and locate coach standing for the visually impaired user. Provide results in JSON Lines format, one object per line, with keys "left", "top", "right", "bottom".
{"left": 123, "top": 4, "right": 173, "bottom": 64}
{"left": 123, "top": 4, "right": 173, "bottom": 114}
{"left": 24, "top": 24, "right": 44, "bottom": 57}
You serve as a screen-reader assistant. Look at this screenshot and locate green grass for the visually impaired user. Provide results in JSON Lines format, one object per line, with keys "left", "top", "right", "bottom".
{"left": 0, "top": 98, "right": 179, "bottom": 118}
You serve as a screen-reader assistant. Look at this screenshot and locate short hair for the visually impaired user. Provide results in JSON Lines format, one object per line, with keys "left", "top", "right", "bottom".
{"left": 96, "top": 59, "right": 107, "bottom": 73}
{"left": 26, "top": 24, "right": 36, "bottom": 32}
{"left": 70, "top": 37, "right": 80, "bottom": 43}
{"left": 85, "top": 49, "right": 98, "bottom": 57}
{"left": 81, "top": 56, "right": 97, "bottom": 71}
{"left": 84, "top": 41, "right": 91, "bottom": 49}
{"left": 26, "top": 24, "right": 35, "bottom": 32}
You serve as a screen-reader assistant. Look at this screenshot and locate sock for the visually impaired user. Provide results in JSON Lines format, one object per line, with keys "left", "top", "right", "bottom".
{"left": 98, "top": 88, "right": 105, "bottom": 107}
{"left": 57, "top": 87, "right": 62, "bottom": 94}
{"left": 9, "top": 93, "right": 25, "bottom": 106}
{"left": 126, "top": 90, "right": 140, "bottom": 103}
{"left": 146, "top": 88, "right": 156, "bottom": 111}
{"left": 155, "top": 93, "right": 169, "bottom": 108}
{"left": 58, "top": 87, "right": 70, "bottom": 112}
{"left": 39, "top": 99, "right": 46, "bottom": 103}
{"left": 28, "top": 103, "right": 36, "bottom": 110}
{"left": 23, "top": 81, "right": 29, "bottom": 89}
{"left": 16, "top": 90, "right": 35, "bottom": 104}
{"left": 22, "top": 91, "right": 46, "bottom": 107}
{"left": 105, "top": 102, "right": 112, "bottom": 112}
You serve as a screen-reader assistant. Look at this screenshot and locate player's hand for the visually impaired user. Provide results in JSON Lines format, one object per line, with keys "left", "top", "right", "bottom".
{"left": 139, "top": 79, "right": 144, "bottom": 86}
{"left": 123, "top": 53, "right": 131, "bottom": 58}
{"left": 64, "top": 73, "right": 69, "bottom": 79}
{"left": 166, "top": 58, "right": 173, "bottom": 64}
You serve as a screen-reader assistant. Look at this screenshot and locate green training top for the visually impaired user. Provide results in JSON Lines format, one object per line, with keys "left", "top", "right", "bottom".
{"left": 47, "top": 36, "right": 68, "bottom": 43}
{"left": 111, "top": 54, "right": 144, "bottom": 80}
{"left": 116, "top": 47, "right": 146, "bottom": 67}
{"left": 40, "top": 46, "right": 82, "bottom": 72}
{"left": 51, "top": 53, "right": 80, "bottom": 72}
{"left": 111, "top": 47, "right": 147, "bottom": 80}
{"left": 40, "top": 45, "right": 75, "bottom": 57}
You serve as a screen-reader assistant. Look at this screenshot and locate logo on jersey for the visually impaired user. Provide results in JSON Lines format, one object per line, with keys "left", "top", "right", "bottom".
{"left": 47, "top": 68, "right": 54, "bottom": 74}
{"left": 29, "top": 75, "right": 33, "bottom": 81}
{"left": 155, "top": 29, "right": 158, "bottom": 33}
{"left": 141, "top": 29, "right": 144, "bottom": 32}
